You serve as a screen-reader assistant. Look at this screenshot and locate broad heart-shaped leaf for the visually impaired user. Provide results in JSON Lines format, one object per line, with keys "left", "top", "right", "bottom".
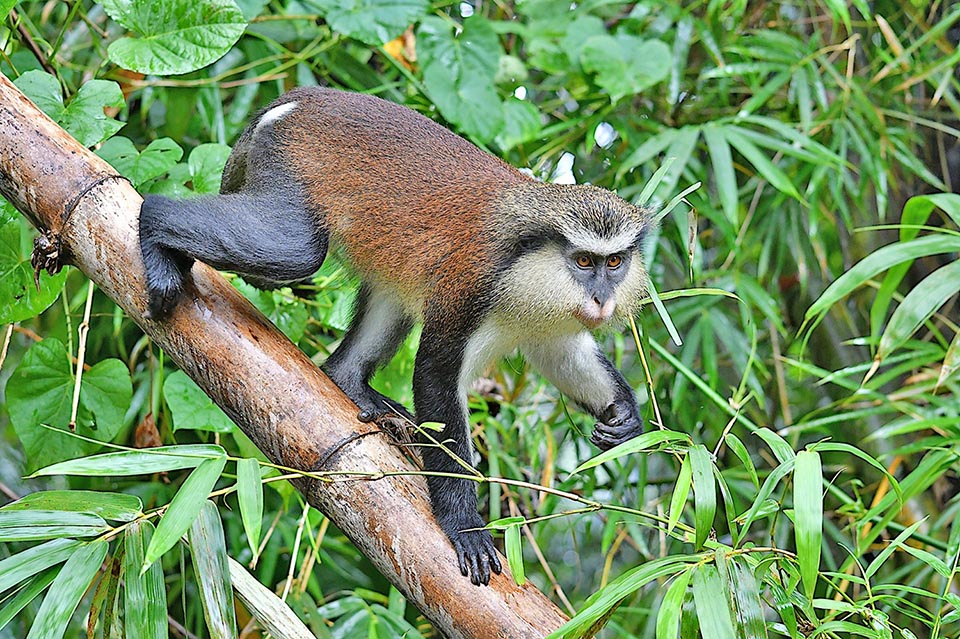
{"left": 13, "top": 71, "right": 124, "bottom": 147}
{"left": 188, "top": 143, "right": 232, "bottom": 194}
{"left": 306, "top": 0, "right": 428, "bottom": 45}
{"left": 97, "top": 136, "right": 184, "bottom": 189}
{"left": 0, "top": 205, "right": 69, "bottom": 323}
{"left": 7, "top": 338, "right": 132, "bottom": 472}
{"left": 102, "top": 0, "right": 247, "bottom": 76}
{"left": 233, "top": 279, "right": 308, "bottom": 342}
{"left": 163, "top": 370, "right": 235, "bottom": 433}
{"left": 418, "top": 16, "right": 504, "bottom": 144}
{"left": 580, "top": 33, "right": 670, "bottom": 102}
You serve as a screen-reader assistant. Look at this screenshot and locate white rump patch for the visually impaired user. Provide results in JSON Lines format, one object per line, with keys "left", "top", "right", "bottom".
{"left": 254, "top": 101, "right": 297, "bottom": 133}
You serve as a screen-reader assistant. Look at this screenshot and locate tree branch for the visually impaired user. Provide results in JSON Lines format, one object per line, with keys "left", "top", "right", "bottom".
{"left": 0, "top": 73, "right": 567, "bottom": 638}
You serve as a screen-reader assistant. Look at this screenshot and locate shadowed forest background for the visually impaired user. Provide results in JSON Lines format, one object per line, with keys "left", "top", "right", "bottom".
{"left": 1, "top": 1, "right": 959, "bottom": 637}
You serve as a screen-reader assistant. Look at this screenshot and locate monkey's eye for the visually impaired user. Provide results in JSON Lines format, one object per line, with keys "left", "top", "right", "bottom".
{"left": 606, "top": 255, "right": 623, "bottom": 269}
{"left": 575, "top": 255, "right": 593, "bottom": 269}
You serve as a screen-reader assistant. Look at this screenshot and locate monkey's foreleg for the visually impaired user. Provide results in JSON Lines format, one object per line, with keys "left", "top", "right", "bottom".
{"left": 414, "top": 328, "right": 502, "bottom": 586}
{"left": 521, "top": 331, "right": 643, "bottom": 451}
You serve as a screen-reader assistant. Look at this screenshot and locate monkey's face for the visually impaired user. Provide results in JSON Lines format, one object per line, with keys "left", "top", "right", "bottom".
{"left": 497, "top": 232, "right": 649, "bottom": 334}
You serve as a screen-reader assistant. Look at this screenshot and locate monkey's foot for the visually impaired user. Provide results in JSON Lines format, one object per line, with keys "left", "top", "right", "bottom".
{"left": 144, "top": 279, "right": 184, "bottom": 320}
{"left": 445, "top": 521, "right": 502, "bottom": 586}
{"left": 591, "top": 401, "right": 643, "bottom": 451}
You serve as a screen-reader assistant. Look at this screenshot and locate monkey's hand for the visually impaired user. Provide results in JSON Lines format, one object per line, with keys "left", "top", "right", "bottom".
{"left": 441, "top": 514, "right": 503, "bottom": 586}
{"left": 591, "top": 400, "right": 643, "bottom": 451}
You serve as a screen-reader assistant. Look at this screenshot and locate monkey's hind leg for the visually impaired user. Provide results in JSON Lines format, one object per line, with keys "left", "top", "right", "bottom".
{"left": 138, "top": 192, "right": 328, "bottom": 319}
{"left": 322, "top": 285, "right": 415, "bottom": 425}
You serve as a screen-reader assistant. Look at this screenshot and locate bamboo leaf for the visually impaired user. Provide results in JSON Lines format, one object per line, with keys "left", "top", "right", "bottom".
{"left": 0, "top": 510, "right": 109, "bottom": 542}
{"left": 31, "top": 444, "right": 226, "bottom": 477}
{"left": 803, "top": 235, "right": 960, "bottom": 331}
{"left": 668, "top": 455, "right": 692, "bottom": 534}
{"left": 692, "top": 564, "right": 736, "bottom": 639}
{"left": 656, "top": 568, "right": 692, "bottom": 639}
{"left": 124, "top": 521, "right": 166, "bottom": 639}
{"left": 25, "top": 540, "right": 108, "bottom": 639}
{"left": 237, "top": 457, "right": 264, "bottom": 558}
{"left": 572, "top": 430, "right": 689, "bottom": 474}
{"left": 689, "top": 445, "right": 716, "bottom": 550}
{"left": 703, "top": 124, "right": 738, "bottom": 224}
{"left": 878, "top": 261, "right": 960, "bottom": 360}
{"left": 504, "top": 522, "right": 525, "bottom": 586}
{"left": 723, "top": 127, "right": 801, "bottom": 200}
{"left": 188, "top": 501, "right": 238, "bottom": 638}
{"left": 794, "top": 451, "right": 823, "bottom": 599}
{"left": 0, "top": 538, "right": 83, "bottom": 592}
{"left": 145, "top": 455, "right": 226, "bottom": 566}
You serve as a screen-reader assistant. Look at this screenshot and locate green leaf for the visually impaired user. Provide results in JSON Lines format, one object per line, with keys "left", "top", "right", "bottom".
{"left": 723, "top": 126, "right": 800, "bottom": 200}
{"left": 306, "top": 0, "right": 428, "bottom": 45}
{"left": 723, "top": 433, "right": 758, "bottom": 489}
{"left": 794, "top": 450, "right": 822, "bottom": 599}
{"left": 0, "top": 510, "right": 109, "bottom": 541}
{"left": 124, "top": 521, "right": 167, "bottom": 639}
{"left": 233, "top": 280, "right": 309, "bottom": 342}
{"left": 0, "top": 538, "right": 83, "bottom": 593}
{"left": 1, "top": 490, "right": 142, "bottom": 522}
{"left": 727, "top": 557, "right": 768, "bottom": 639}
{"left": 32, "top": 444, "right": 226, "bottom": 477}
{"left": 667, "top": 454, "right": 692, "bottom": 534}
{"left": 145, "top": 455, "right": 227, "bottom": 566}
{"left": 545, "top": 555, "right": 700, "bottom": 639}
{"left": 804, "top": 235, "right": 960, "bottom": 331}
{"left": 237, "top": 458, "right": 264, "bottom": 557}
{"left": 656, "top": 568, "right": 692, "bottom": 639}
{"left": 572, "top": 430, "right": 689, "bottom": 474}
{"left": 163, "top": 370, "right": 235, "bottom": 433}
{"left": 418, "top": 16, "right": 504, "bottom": 143}
{"left": 102, "top": 0, "right": 247, "bottom": 76}
{"left": 504, "top": 521, "right": 525, "bottom": 586}
{"left": 14, "top": 72, "right": 125, "bottom": 147}
{"left": 703, "top": 124, "right": 738, "bottom": 224}
{"left": 579, "top": 34, "right": 670, "bottom": 103}
{"left": 187, "top": 143, "right": 232, "bottom": 194}
{"left": 7, "top": 338, "right": 132, "bottom": 471}
{"left": 60, "top": 80, "right": 126, "bottom": 147}
{"left": 25, "top": 540, "right": 108, "bottom": 639}
{"left": 0, "top": 570, "right": 59, "bottom": 632}
{"left": 97, "top": 136, "right": 184, "bottom": 189}
{"left": 188, "top": 501, "right": 238, "bottom": 638}
{"left": 691, "top": 564, "right": 736, "bottom": 639}
{"left": 0, "top": 208, "right": 69, "bottom": 323}
{"left": 689, "top": 445, "right": 716, "bottom": 550}
{"left": 878, "top": 261, "right": 960, "bottom": 360}
{"left": 495, "top": 98, "right": 543, "bottom": 151}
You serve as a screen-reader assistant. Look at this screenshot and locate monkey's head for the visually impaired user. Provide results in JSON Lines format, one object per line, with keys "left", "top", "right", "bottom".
{"left": 495, "top": 183, "right": 652, "bottom": 333}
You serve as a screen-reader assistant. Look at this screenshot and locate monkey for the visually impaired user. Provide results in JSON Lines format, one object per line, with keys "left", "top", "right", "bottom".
{"left": 138, "top": 87, "right": 652, "bottom": 586}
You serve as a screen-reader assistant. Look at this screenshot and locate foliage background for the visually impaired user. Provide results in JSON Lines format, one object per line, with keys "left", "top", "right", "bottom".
{"left": 1, "top": 0, "right": 959, "bottom": 638}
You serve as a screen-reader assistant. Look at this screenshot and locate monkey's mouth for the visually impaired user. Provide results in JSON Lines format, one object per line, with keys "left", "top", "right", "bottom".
{"left": 573, "top": 299, "right": 616, "bottom": 330}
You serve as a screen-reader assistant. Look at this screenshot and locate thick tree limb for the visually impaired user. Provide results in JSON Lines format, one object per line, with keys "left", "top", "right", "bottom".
{"left": 0, "top": 74, "right": 567, "bottom": 638}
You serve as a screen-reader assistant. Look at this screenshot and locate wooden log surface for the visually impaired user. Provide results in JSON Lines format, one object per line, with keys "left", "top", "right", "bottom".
{"left": 0, "top": 73, "right": 568, "bottom": 638}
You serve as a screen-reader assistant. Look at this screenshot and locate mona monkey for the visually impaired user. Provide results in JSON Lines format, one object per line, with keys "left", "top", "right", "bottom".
{"left": 139, "top": 87, "right": 651, "bottom": 586}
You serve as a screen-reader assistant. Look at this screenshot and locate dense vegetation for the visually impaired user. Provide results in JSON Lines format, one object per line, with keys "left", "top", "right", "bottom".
{"left": 1, "top": 1, "right": 959, "bottom": 637}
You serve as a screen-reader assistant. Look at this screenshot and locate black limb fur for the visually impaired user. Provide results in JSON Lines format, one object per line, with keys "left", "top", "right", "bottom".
{"left": 589, "top": 354, "right": 643, "bottom": 451}
{"left": 138, "top": 192, "right": 328, "bottom": 319}
{"left": 321, "top": 285, "right": 415, "bottom": 423}
{"left": 415, "top": 321, "right": 502, "bottom": 586}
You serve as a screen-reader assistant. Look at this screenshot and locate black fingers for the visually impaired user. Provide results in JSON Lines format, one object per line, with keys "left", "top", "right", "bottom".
{"left": 590, "top": 400, "right": 643, "bottom": 450}
{"left": 451, "top": 527, "right": 502, "bottom": 586}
